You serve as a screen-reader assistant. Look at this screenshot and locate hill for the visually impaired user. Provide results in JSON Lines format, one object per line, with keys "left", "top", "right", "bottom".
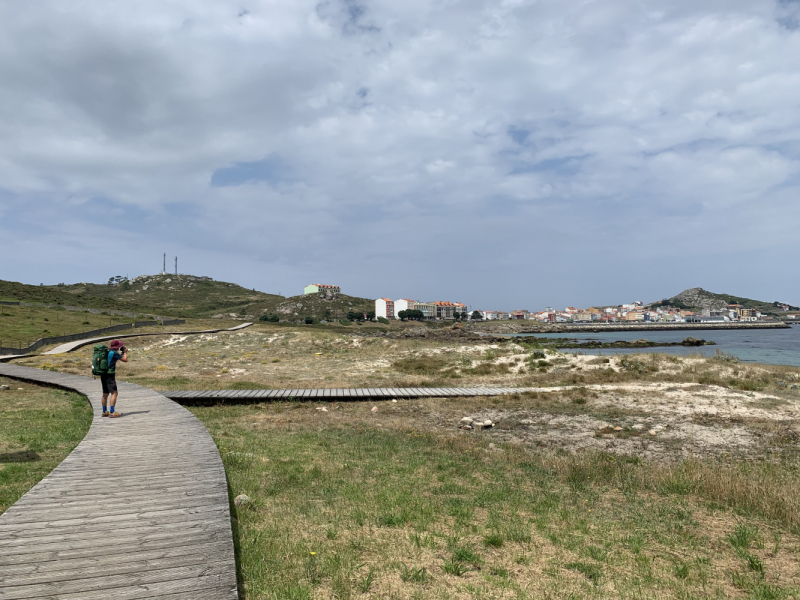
{"left": 245, "top": 289, "right": 375, "bottom": 322}
{"left": 0, "top": 275, "right": 376, "bottom": 321}
{"left": 0, "top": 274, "right": 284, "bottom": 318}
{"left": 650, "top": 287, "right": 797, "bottom": 316}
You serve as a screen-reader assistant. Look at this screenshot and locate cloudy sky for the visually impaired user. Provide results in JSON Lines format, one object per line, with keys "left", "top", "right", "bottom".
{"left": 1, "top": 0, "right": 798, "bottom": 310}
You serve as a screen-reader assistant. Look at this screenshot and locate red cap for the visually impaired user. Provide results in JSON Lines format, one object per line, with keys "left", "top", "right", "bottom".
{"left": 109, "top": 340, "right": 123, "bottom": 349}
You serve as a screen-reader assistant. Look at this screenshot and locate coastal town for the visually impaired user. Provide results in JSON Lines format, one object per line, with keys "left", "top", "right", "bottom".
{"left": 297, "top": 283, "right": 798, "bottom": 324}
{"left": 369, "top": 297, "right": 792, "bottom": 323}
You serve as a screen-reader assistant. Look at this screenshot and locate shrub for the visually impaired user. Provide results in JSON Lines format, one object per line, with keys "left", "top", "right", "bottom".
{"left": 259, "top": 314, "right": 280, "bottom": 323}
{"left": 377, "top": 316, "right": 390, "bottom": 324}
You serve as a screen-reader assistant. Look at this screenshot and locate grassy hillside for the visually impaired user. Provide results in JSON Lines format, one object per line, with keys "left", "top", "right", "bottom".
{"left": 0, "top": 275, "right": 375, "bottom": 325}
{"left": 0, "top": 274, "right": 284, "bottom": 318}
{"left": 650, "top": 287, "right": 797, "bottom": 316}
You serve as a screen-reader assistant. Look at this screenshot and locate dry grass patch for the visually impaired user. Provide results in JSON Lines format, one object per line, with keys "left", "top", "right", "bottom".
{"left": 193, "top": 402, "right": 800, "bottom": 599}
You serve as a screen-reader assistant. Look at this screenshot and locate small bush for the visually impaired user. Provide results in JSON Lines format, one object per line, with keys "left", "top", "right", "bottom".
{"left": 377, "top": 316, "right": 390, "bottom": 324}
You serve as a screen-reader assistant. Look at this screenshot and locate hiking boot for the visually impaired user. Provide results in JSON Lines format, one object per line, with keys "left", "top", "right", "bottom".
{"left": 108, "top": 412, "right": 122, "bottom": 418}
{"left": 102, "top": 411, "right": 109, "bottom": 417}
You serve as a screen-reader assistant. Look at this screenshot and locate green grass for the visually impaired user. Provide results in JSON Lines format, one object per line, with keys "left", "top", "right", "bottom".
{"left": 0, "top": 377, "right": 92, "bottom": 514}
{"left": 0, "top": 304, "right": 133, "bottom": 347}
{"left": 191, "top": 403, "right": 800, "bottom": 599}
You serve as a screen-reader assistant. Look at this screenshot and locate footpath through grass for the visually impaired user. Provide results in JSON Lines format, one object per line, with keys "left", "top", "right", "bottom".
{"left": 193, "top": 402, "right": 800, "bottom": 600}
{"left": 0, "top": 377, "right": 92, "bottom": 515}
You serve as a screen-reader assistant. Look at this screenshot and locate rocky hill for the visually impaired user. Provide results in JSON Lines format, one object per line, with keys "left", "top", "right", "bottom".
{"left": 651, "top": 288, "right": 796, "bottom": 316}
{"left": 248, "top": 289, "right": 375, "bottom": 322}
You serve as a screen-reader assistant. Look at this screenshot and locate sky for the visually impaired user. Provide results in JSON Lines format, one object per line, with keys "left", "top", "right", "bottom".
{"left": 1, "top": 0, "right": 799, "bottom": 311}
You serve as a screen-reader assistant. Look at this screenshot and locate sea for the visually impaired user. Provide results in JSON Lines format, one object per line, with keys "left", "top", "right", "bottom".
{"left": 511, "top": 325, "right": 800, "bottom": 367}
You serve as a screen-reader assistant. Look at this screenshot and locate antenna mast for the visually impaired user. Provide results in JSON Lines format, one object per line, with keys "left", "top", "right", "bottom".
{"left": 174, "top": 256, "right": 178, "bottom": 275}
{"left": 162, "top": 253, "right": 166, "bottom": 275}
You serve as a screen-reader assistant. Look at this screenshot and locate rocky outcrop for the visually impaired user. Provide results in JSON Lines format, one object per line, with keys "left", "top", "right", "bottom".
{"left": 669, "top": 288, "right": 728, "bottom": 311}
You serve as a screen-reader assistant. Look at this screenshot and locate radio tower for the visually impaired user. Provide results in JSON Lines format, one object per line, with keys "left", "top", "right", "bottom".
{"left": 162, "top": 253, "right": 166, "bottom": 275}
{"left": 174, "top": 256, "right": 178, "bottom": 275}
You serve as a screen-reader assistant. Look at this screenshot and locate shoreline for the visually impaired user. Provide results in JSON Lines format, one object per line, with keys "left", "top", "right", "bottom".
{"left": 478, "top": 322, "right": 791, "bottom": 335}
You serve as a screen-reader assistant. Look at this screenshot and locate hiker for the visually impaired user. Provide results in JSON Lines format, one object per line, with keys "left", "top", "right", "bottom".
{"left": 92, "top": 339, "right": 128, "bottom": 418}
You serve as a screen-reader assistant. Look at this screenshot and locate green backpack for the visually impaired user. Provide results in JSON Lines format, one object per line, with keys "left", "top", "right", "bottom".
{"left": 91, "top": 344, "right": 110, "bottom": 376}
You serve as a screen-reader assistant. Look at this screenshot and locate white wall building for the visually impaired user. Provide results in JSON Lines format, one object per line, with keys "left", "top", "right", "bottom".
{"left": 394, "top": 299, "right": 416, "bottom": 317}
{"left": 375, "top": 298, "right": 395, "bottom": 319}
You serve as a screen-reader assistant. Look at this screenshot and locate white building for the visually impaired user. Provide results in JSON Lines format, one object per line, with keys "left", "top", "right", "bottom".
{"left": 394, "top": 299, "right": 416, "bottom": 317}
{"left": 375, "top": 298, "right": 395, "bottom": 319}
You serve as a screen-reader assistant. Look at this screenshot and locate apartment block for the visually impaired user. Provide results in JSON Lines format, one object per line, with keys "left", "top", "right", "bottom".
{"left": 375, "top": 298, "right": 395, "bottom": 319}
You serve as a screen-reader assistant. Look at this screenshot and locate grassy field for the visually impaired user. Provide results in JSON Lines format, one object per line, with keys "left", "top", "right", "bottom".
{"left": 6, "top": 320, "right": 800, "bottom": 597}
{"left": 0, "top": 303, "right": 135, "bottom": 347}
{"left": 194, "top": 400, "right": 800, "bottom": 599}
{"left": 0, "top": 301, "right": 245, "bottom": 350}
{"left": 0, "top": 377, "right": 92, "bottom": 515}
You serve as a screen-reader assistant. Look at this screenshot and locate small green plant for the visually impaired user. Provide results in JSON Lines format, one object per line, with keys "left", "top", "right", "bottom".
{"left": 566, "top": 561, "right": 602, "bottom": 585}
{"left": 572, "top": 397, "right": 587, "bottom": 405}
{"left": 271, "top": 358, "right": 280, "bottom": 363}
{"left": 377, "top": 316, "right": 390, "bottom": 324}
{"left": 673, "top": 562, "right": 690, "bottom": 579}
{"left": 746, "top": 553, "right": 764, "bottom": 575}
{"left": 490, "top": 566, "right": 510, "bottom": 578}
{"left": 376, "top": 512, "right": 405, "bottom": 527}
{"left": 356, "top": 567, "right": 376, "bottom": 593}
{"left": 728, "top": 522, "right": 758, "bottom": 551}
{"left": 483, "top": 533, "right": 504, "bottom": 548}
{"left": 452, "top": 547, "right": 481, "bottom": 564}
{"left": 586, "top": 545, "right": 608, "bottom": 562}
{"left": 399, "top": 563, "right": 429, "bottom": 583}
{"left": 442, "top": 559, "right": 471, "bottom": 576}
{"left": 305, "top": 552, "right": 321, "bottom": 584}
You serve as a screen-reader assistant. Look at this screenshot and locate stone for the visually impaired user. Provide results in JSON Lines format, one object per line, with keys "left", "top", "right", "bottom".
{"left": 474, "top": 422, "right": 485, "bottom": 431}
{"left": 488, "top": 443, "right": 496, "bottom": 450}
{"left": 460, "top": 417, "right": 474, "bottom": 426}
{"left": 631, "top": 424, "right": 645, "bottom": 431}
{"left": 0, "top": 385, "right": 9, "bottom": 391}
{"left": 484, "top": 420, "right": 493, "bottom": 427}
{"left": 234, "top": 494, "right": 252, "bottom": 508}
{"left": 648, "top": 430, "right": 657, "bottom": 436}
{"left": 315, "top": 407, "right": 328, "bottom": 412}
{"left": 371, "top": 406, "right": 378, "bottom": 413}
{"left": 613, "top": 426, "right": 623, "bottom": 431}
{"left": 392, "top": 399, "right": 398, "bottom": 403}
{"left": 460, "top": 425, "right": 472, "bottom": 430}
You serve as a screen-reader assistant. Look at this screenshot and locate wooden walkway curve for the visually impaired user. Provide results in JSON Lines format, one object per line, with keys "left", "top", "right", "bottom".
{"left": 0, "top": 363, "right": 238, "bottom": 600}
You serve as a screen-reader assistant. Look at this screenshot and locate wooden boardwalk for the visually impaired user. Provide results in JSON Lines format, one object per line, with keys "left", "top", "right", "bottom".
{"left": 0, "top": 363, "right": 238, "bottom": 600}
{"left": 164, "top": 386, "right": 528, "bottom": 404}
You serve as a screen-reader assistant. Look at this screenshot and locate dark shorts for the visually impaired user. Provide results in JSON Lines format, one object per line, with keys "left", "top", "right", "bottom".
{"left": 100, "top": 374, "right": 117, "bottom": 394}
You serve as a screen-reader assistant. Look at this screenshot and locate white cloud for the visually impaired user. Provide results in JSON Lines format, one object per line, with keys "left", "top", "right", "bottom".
{"left": 0, "top": 0, "right": 798, "bottom": 308}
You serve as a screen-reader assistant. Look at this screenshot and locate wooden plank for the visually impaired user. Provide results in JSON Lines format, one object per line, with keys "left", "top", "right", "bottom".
{"left": 0, "top": 363, "right": 237, "bottom": 600}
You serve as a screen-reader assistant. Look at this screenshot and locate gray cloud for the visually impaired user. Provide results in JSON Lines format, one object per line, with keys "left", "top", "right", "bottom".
{"left": 0, "top": 0, "right": 798, "bottom": 309}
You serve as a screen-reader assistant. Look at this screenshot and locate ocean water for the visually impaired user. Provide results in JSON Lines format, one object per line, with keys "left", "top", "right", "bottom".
{"left": 512, "top": 326, "right": 800, "bottom": 367}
